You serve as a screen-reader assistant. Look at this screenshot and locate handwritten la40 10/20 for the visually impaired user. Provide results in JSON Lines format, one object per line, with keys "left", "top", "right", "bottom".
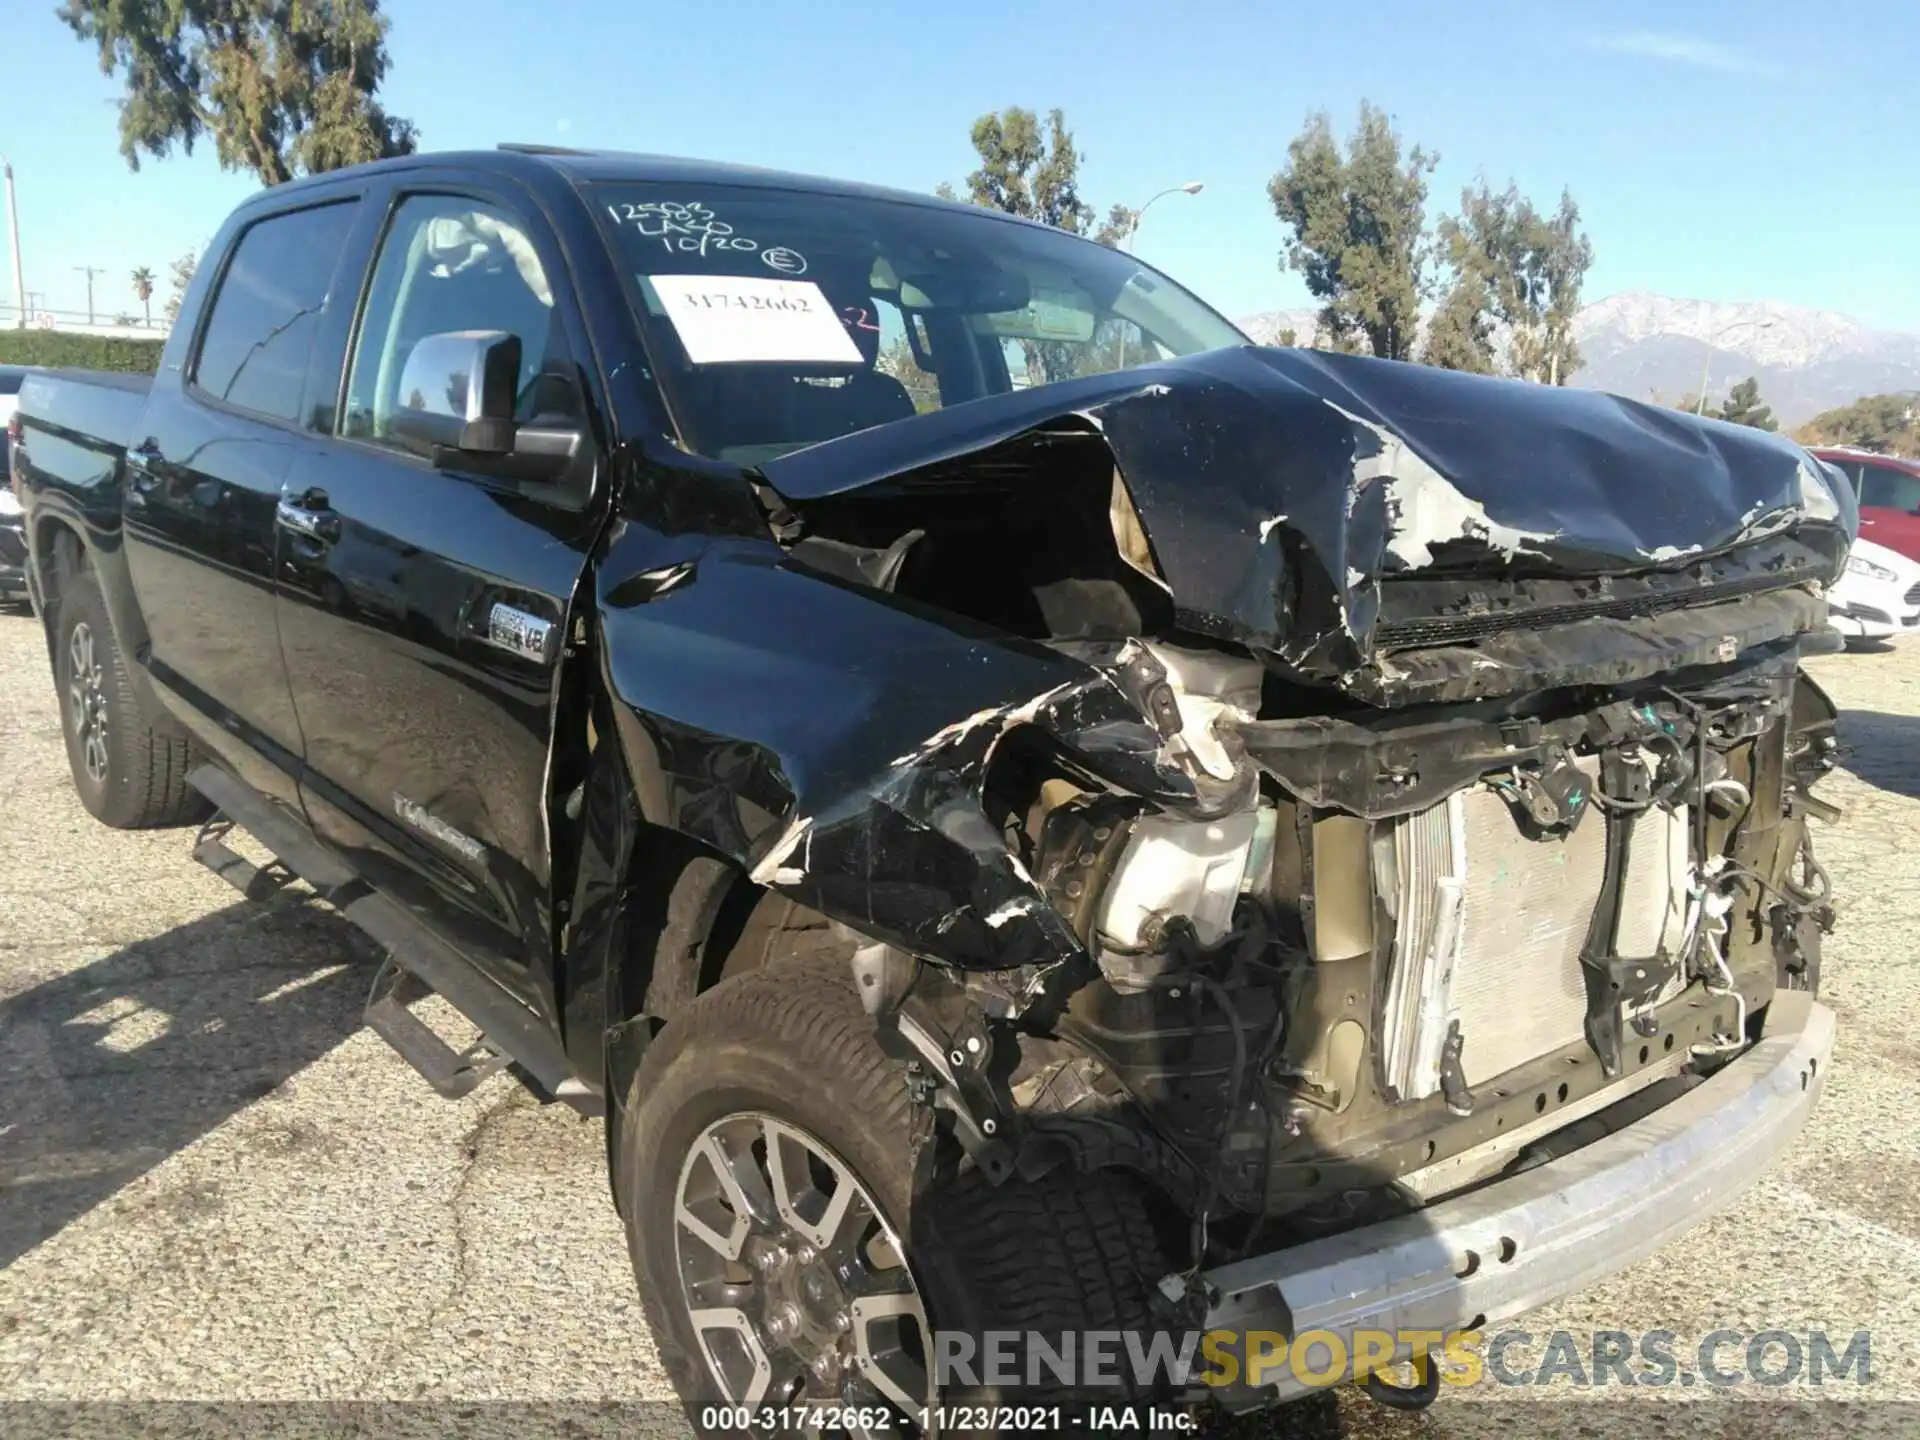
{"left": 677, "top": 289, "right": 819, "bottom": 314}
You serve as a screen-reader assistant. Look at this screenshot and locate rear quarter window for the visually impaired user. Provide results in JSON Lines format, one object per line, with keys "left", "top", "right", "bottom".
{"left": 192, "top": 201, "right": 359, "bottom": 424}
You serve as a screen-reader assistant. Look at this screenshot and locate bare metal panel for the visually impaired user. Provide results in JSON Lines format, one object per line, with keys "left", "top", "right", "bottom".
{"left": 1310, "top": 816, "right": 1375, "bottom": 963}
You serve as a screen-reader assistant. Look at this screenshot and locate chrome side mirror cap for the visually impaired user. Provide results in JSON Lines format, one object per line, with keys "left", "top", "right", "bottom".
{"left": 390, "top": 330, "right": 521, "bottom": 455}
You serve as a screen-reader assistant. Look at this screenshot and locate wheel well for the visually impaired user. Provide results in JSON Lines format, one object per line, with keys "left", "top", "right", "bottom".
{"left": 32, "top": 516, "right": 87, "bottom": 657}
{"left": 600, "top": 827, "right": 847, "bottom": 1143}
{"left": 607, "top": 831, "right": 848, "bottom": 1039}
{"left": 37, "top": 514, "right": 86, "bottom": 579}
{"left": 600, "top": 827, "right": 788, "bottom": 1205}
{"left": 612, "top": 832, "right": 762, "bottom": 1032}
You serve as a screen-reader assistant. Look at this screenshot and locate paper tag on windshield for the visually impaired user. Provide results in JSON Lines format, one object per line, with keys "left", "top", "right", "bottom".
{"left": 651, "top": 275, "right": 862, "bottom": 364}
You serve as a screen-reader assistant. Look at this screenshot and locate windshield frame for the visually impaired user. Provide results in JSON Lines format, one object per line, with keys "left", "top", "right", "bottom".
{"left": 583, "top": 178, "right": 1247, "bottom": 464}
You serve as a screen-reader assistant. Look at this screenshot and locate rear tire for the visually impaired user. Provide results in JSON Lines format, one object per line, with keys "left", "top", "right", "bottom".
{"left": 55, "top": 571, "right": 209, "bottom": 829}
{"left": 617, "top": 959, "right": 1173, "bottom": 1427}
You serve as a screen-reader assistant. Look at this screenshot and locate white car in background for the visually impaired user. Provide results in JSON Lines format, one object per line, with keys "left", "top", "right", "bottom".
{"left": 1828, "top": 535, "right": 1920, "bottom": 646}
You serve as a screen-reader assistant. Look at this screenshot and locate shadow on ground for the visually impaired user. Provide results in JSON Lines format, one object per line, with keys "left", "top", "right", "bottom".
{"left": 1834, "top": 708, "right": 1920, "bottom": 801}
{"left": 0, "top": 891, "right": 377, "bottom": 1267}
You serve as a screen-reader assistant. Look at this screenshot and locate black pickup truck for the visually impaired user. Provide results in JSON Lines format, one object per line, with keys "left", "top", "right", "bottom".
{"left": 14, "top": 146, "right": 1851, "bottom": 1420}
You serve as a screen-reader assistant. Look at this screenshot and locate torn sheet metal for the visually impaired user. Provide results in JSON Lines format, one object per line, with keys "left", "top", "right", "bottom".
{"left": 1341, "top": 587, "right": 1828, "bottom": 708}
{"left": 757, "top": 346, "right": 1855, "bottom": 692}
{"left": 596, "top": 537, "right": 1233, "bottom": 972}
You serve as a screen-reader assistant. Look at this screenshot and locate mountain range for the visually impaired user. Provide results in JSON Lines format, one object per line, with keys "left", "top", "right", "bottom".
{"left": 1235, "top": 293, "right": 1920, "bottom": 426}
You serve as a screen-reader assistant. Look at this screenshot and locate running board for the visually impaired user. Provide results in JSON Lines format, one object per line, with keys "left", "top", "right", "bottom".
{"left": 187, "top": 765, "right": 600, "bottom": 1117}
{"left": 364, "top": 958, "right": 511, "bottom": 1099}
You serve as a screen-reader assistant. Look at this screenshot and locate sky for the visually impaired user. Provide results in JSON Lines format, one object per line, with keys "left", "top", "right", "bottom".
{"left": 3, "top": 0, "right": 1918, "bottom": 330}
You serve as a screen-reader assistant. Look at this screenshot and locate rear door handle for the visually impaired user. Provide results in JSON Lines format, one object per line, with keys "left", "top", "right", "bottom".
{"left": 276, "top": 492, "right": 341, "bottom": 544}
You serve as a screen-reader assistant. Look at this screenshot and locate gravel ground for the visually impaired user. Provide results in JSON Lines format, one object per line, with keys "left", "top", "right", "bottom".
{"left": 1, "top": 600, "right": 1917, "bottom": 1439}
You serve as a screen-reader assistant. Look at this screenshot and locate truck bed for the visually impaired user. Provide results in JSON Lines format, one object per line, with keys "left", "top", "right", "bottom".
{"left": 17, "top": 368, "right": 153, "bottom": 463}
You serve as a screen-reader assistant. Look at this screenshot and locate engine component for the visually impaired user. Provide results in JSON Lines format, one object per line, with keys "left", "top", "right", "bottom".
{"left": 1095, "top": 810, "right": 1261, "bottom": 981}
{"left": 1082, "top": 640, "right": 1272, "bottom": 990}
{"left": 1506, "top": 751, "right": 1593, "bottom": 834}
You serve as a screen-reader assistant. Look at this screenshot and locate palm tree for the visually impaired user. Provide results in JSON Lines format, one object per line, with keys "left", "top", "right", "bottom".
{"left": 131, "top": 266, "right": 155, "bottom": 327}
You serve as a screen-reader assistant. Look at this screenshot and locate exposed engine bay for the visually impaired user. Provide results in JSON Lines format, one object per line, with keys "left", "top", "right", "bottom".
{"left": 815, "top": 628, "right": 1839, "bottom": 1250}
{"left": 598, "top": 346, "right": 1853, "bottom": 1259}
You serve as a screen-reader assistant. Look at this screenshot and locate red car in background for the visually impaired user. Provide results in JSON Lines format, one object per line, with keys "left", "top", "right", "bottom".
{"left": 1814, "top": 447, "right": 1920, "bottom": 563}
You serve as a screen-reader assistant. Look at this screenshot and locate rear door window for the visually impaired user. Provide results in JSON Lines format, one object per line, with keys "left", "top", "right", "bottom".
{"left": 193, "top": 201, "right": 359, "bottom": 424}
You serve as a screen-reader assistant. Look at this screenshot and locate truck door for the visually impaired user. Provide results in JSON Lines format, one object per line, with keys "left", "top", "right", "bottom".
{"left": 122, "top": 197, "right": 361, "bottom": 808}
{"left": 276, "top": 184, "right": 603, "bottom": 1007}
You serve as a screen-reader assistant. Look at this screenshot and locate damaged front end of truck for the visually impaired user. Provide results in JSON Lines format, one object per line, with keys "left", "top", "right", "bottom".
{"left": 595, "top": 345, "right": 1850, "bottom": 1406}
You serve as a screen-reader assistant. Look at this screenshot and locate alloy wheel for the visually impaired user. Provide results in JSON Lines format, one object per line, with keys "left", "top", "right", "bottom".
{"left": 67, "top": 621, "right": 109, "bottom": 784}
{"left": 673, "top": 1111, "right": 933, "bottom": 1432}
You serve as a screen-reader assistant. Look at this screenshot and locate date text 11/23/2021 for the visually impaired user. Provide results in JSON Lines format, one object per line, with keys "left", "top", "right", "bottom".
{"left": 699, "top": 1405, "right": 1197, "bottom": 1432}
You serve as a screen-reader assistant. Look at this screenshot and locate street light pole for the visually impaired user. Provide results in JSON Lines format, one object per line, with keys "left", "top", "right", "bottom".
{"left": 1117, "top": 182, "right": 1202, "bottom": 369}
{"left": 2, "top": 157, "right": 24, "bottom": 330}
{"left": 1123, "top": 180, "right": 1204, "bottom": 253}
{"left": 1696, "top": 317, "right": 1775, "bottom": 415}
{"left": 73, "top": 264, "right": 104, "bottom": 327}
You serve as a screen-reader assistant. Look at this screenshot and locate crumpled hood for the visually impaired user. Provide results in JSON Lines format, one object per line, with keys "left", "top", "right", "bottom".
{"left": 759, "top": 345, "right": 1855, "bottom": 678}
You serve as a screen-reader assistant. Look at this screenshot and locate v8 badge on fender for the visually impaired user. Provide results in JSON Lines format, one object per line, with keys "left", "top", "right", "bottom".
{"left": 485, "top": 602, "right": 557, "bottom": 663}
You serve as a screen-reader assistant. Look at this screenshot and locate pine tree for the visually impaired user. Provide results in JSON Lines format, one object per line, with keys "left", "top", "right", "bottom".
{"left": 1717, "top": 376, "right": 1778, "bottom": 432}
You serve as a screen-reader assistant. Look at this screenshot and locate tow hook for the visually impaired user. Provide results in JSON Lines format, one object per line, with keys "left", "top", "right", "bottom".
{"left": 1359, "top": 1356, "right": 1443, "bottom": 1411}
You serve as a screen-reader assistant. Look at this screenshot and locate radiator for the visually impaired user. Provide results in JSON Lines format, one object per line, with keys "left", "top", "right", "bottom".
{"left": 1378, "top": 772, "right": 1693, "bottom": 1099}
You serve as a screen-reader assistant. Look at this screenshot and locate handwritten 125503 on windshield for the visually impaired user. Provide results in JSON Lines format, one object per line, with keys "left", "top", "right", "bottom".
{"left": 611, "top": 200, "right": 758, "bottom": 256}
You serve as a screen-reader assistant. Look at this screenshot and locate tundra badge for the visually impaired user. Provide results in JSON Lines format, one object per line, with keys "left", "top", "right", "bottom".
{"left": 392, "top": 793, "right": 486, "bottom": 862}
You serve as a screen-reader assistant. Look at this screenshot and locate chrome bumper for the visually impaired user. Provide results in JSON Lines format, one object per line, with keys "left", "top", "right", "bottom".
{"left": 1194, "top": 992, "right": 1834, "bottom": 1408}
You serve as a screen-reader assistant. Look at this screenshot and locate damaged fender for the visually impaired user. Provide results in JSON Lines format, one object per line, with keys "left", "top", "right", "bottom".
{"left": 595, "top": 535, "right": 1226, "bottom": 973}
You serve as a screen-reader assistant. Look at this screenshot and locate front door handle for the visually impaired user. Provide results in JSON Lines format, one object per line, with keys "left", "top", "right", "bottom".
{"left": 126, "top": 440, "right": 164, "bottom": 500}
{"left": 276, "top": 495, "right": 341, "bottom": 544}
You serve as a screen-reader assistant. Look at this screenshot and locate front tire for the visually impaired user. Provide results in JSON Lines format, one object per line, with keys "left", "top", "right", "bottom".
{"left": 618, "top": 960, "right": 1173, "bottom": 1427}
{"left": 55, "top": 571, "right": 208, "bottom": 829}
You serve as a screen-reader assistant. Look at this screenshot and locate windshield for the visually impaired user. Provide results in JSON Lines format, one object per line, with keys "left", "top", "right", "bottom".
{"left": 592, "top": 182, "right": 1244, "bottom": 464}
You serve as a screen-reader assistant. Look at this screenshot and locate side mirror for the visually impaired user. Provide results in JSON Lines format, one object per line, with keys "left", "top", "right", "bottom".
{"left": 389, "top": 330, "right": 586, "bottom": 486}
{"left": 390, "top": 330, "right": 522, "bottom": 455}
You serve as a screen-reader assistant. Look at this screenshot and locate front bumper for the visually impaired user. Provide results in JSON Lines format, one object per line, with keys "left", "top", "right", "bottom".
{"left": 1828, "top": 603, "right": 1917, "bottom": 639}
{"left": 1827, "top": 576, "right": 1920, "bottom": 639}
{"left": 1192, "top": 991, "right": 1834, "bottom": 1409}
